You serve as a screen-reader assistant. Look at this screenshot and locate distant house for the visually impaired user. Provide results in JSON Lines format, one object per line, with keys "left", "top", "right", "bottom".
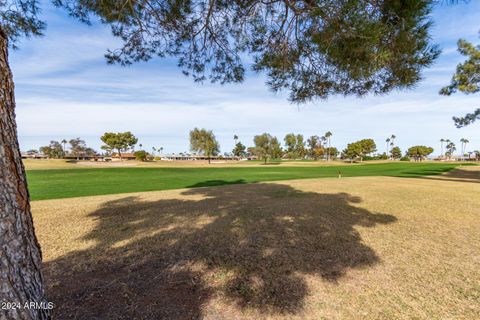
{"left": 21, "top": 153, "right": 47, "bottom": 159}
{"left": 111, "top": 153, "right": 137, "bottom": 160}
{"left": 161, "top": 154, "right": 243, "bottom": 161}
{"left": 63, "top": 155, "right": 104, "bottom": 161}
{"left": 157, "top": 154, "right": 257, "bottom": 161}
{"left": 22, "top": 151, "right": 107, "bottom": 161}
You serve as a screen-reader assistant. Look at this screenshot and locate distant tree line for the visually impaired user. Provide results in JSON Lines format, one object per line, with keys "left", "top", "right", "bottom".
{"left": 189, "top": 129, "right": 439, "bottom": 163}
{"left": 32, "top": 130, "right": 480, "bottom": 163}
{"left": 188, "top": 130, "right": 338, "bottom": 164}
{"left": 38, "top": 138, "right": 97, "bottom": 160}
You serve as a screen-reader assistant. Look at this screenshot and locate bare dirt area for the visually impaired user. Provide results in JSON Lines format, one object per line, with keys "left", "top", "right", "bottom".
{"left": 32, "top": 167, "right": 480, "bottom": 319}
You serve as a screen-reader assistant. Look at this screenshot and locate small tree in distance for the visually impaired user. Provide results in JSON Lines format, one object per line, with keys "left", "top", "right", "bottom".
{"left": 100, "top": 132, "right": 138, "bottom": 160}
{"left": 253, "top": 133, "right": 282, "bottom": 164}
{"left": 284, "top": 133, "right": 306, "bottom": 159}
{"left": 69, "top": 138, "right": 87, "bottom": 160}
{"left": 440, "top": 138, "right": 445, "bottom": 158}
{"left": 342, "top": 139, "right": 377, "bottom": 162}
{"left": 324, "top": 131, "right": 333, "bottom": 161}
{"left": 61, "top": 139, "right": 68, "bottom": 158}
{"left": 232, "top": 142, "right": 246, "bottom": 158}
{"left": 307, "top": 135, "right": 323, "bottom": 160}
{"left": 475, "top": 151, "right": 480, "bottom": 161}
{"left": 407, "top": 146, "right": 434, "bottom": 161}
{"left": 390, "top": 147, "right": 402, "bottom": 160}
{"left": 325, "top": 147, "right": 339, "bottom": 160}
{"left": 84, "top": 148, "right": 98, "bottom": 158}
{"left": 445, "top": 142, "right": 456, "bottom": 159}
{"left": 189, "top": 128, "right": 220, "bottom": 164}
{"left": 39, "top": 141, "right": 64, "bottom": 159}
{"left": 134, "top": 150, "right": 149, "bottom": 161}
{"left": 460, "top": 138, "right": 469, "bottom": 160}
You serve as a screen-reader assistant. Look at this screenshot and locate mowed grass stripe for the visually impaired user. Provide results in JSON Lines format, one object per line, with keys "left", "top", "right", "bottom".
{"left": 26, "top": 162, "right": 460, "bottom": 200}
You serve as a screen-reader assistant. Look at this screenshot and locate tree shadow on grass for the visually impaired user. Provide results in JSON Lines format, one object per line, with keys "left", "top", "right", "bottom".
{"left": 44, "top": 183, "right": 397, "bottom": 319}
{"left": 397, "top": 166, "right": 455, "bottom": 177}
{"left": 187, "top": 179, "right": 247, "bottom": 188}
{"left": 403, "top": 167, "right": 480, "bottom": 184}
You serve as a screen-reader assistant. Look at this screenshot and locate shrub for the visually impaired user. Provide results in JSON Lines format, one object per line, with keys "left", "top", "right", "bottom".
{"left": 134, "top": 150, "right": 149, "bottom": 161}
{"left": 378, "top": 153, "right": 388, "bottom": 160}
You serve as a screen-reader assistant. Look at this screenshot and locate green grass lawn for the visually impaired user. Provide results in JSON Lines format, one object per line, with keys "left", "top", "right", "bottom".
{"left": 26, "top": 162, "right": 464, "bottom": 200}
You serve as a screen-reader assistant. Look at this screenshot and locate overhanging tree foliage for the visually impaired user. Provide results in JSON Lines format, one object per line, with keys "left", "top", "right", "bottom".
{"left": 54, "top": 0, "right": 439, "bottom": 102}
{"left": 440, "top": 36, "right": 480, "bottom": 127}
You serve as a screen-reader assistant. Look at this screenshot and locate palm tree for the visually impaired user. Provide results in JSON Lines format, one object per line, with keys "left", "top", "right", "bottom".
{"left": 460, "top": 138, "right": 469, "bottom": 160}
{"left": 152, "top": 146, "right": 156, "bottom": 157}
{"left": 389, "top": 134, "right": 396, "bottom": 159}
{"left": 325, "top": 131, "right": 332, "bottom": 161}
{"left": 320, "top": 136, "right": 327, "bottom": 160}
{"left": 440, "top": 138, "right": 445, "bottom": 158}
{"left": 386, "top": 138, "right": 391, "bottom": 156}
{"left": 446, "top": 139, "right": 452, "bottom": 159}
{"left": 460, "top": 138, "right": 465, "bottom": 159}
{"left": 446, "top": 141, "right": 456, "bottom": 159}
{"left": 233, "top": 135, "right": 239, "bottom": 159}
{"left": 61, "top": 139, "right": 67, "bottom": 158}
{"left": 390, "top": 134, "right": 396, "bottom": 147}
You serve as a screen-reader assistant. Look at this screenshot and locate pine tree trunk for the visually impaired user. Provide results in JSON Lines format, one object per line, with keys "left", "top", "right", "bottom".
{"left": 0, "top": 30, "right": 50, "bottom": 320}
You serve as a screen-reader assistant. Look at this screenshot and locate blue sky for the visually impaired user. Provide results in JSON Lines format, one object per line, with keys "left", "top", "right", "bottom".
{"left": 11, "top": 1, "right": 480, "bottom": 155}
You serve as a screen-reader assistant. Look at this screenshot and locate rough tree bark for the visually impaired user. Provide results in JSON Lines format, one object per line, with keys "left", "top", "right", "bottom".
{"left": 0, "top": 29, "right": 50, "bottom": 320}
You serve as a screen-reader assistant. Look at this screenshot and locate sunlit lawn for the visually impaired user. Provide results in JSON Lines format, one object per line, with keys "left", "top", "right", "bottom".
{"left": 25, "top": 162, "right": 466, "bottom": 200}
